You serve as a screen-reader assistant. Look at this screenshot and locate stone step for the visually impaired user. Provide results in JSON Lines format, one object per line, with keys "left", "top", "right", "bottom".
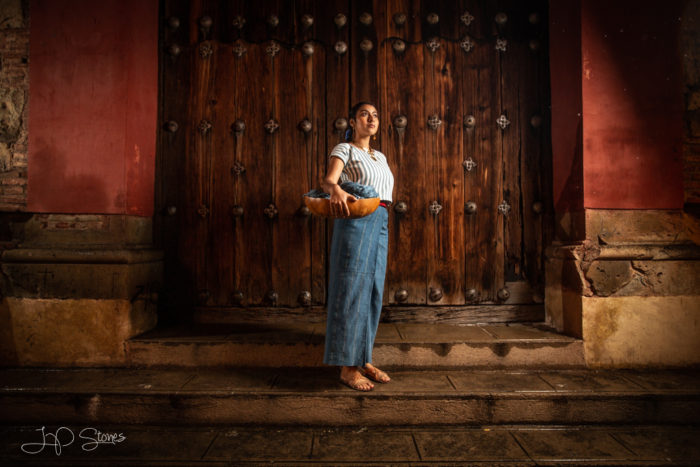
{"left": 125, "top": 322, "right": 585, "bottom": 369}
{"left": 2, "top": 367, "right": 699, "bottom": 427}
{"left": 3, "top": 423, "right": 699, "bottom": 465}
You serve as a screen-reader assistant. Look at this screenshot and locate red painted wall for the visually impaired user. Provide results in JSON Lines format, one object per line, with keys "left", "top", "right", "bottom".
{"left": 581, "top": 0, "right": 685, "bottom": 209}
{"left": 549, "top": 0, "right": 584, "bottom": 214}
{"left": 27, "top": 0, "right": 158, "bottom": 216}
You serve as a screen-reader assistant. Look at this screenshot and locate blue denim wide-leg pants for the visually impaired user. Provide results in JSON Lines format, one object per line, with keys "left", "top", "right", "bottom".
{"left": 324, "top": 206, "right": 389, "bottom": 366}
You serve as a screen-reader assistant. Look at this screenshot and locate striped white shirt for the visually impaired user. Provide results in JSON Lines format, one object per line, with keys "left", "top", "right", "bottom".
{"left": 330, "top": 143, "right": 394, "bottom": 203}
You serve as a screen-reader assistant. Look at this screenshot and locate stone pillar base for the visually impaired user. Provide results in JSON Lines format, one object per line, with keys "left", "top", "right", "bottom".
{"left": 545, "top": 210, "right": 700, "bottom": 368}
{"left": 0, "top": 297, "right": 157, "bottom": 366}
{"left": 0, "top": 214, "right": 162, "bottom": 367}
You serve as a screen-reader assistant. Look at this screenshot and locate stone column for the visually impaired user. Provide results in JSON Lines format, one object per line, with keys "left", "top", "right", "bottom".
{"left": 0, "top": 215, "right": 161, "bottom": 366}
{"left": 0, "top": 0, "right": 161, "bottom": 366}
{"left": 546, "top": 0, "right": 700, "bottom": 367}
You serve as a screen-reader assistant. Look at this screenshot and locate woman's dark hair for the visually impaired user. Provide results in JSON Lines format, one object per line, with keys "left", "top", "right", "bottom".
{"left": 344, "top": 101, "right": 376, "bottom": 141}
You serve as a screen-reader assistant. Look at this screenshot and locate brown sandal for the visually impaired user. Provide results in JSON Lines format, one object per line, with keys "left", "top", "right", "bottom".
{"left": 361, "top": 365, "right": 391, "bottom": 383}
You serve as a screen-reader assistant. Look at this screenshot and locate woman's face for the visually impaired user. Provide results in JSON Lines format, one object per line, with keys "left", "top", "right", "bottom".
{"left": 351, "top": 104, "right": 379, "bottom": 139}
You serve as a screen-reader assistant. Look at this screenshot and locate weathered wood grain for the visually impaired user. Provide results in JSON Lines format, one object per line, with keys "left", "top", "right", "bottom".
{"left": 383, "top": 0, "right": 428, "bottom": 305}
{"left": 461, "top": 0, "right": 488, "bottom": 303}
{"left": 351, "top": 0, "right": 379, "bottom": 105}
{"left": 184, "top": 31, "right": 216, "bottom": 306}
{"left": 463, "top": 0, "right": 504, "bottom": 303}
{"left": 430, "top": 1, "right": 465, "bottom": 305}
{"left": 193, "top": 304, "right": 544, "bottom": 325}
{"left": 273, "top": 45, "right": 315, "bottom": 306}
{"left": 306, "top": 0, "right": 330, "bottom": 306}
{"left": 380, "top": 303, "right": 544, "bottom": 323}
{"left": 235, "top": 43, "right": 274, "bottom": 305}
{"left": 516, "top": 0, "right": 545, "bottom": 293}
{"left": 539, "top": 1, "right": 555, "bottom": 292}
{"left": 209, "top": 43, "right": 236, "bottom": 305}
{"left": 488, "top": 0, "right": 506, "bottom": 303}
{"left": 498, "top": 0, "right": 524, "bottom": 288}
{"left": 321, "top": 0, "right": 350, "bottom": 305}
{"left": 231, "top": 42, "right": 246, "bottom": 305}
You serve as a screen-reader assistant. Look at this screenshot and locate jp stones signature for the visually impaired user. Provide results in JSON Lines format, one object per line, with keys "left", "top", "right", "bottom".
{"left": 21, "top": 426, "right": 126, "bottom": 455}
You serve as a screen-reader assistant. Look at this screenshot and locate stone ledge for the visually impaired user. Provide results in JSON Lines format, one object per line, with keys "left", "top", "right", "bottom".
{"left": 2, "top": 214, "right": 154, "bottom": 247}
{"left": 1, "top": 247, "right": 163, "bottom": 264}
{"left": 585, "top": 209, "right": 700, "bottom": 245}
{"left": 546, "top": 242, "right": 700, "bottom": 261}
{"left": 0, "top": 250, "right": 163, "bottom": 300}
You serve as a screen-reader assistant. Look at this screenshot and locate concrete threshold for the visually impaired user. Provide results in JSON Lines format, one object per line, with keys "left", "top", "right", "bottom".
{"left": 126, "top": 322, "right": 585, "bottom": 368}
{"left": 1, "top": 367, "right": 699, "bottom": 427}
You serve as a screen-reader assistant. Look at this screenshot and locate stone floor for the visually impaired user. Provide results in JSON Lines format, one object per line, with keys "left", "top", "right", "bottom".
{"left": 2, "top": 424, "right": 699, "bottom": 465}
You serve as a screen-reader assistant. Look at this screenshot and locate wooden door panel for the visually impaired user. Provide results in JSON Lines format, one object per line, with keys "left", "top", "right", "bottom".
{"left": 158, "top": 0, "right": 192, "bottom": 315}
{"left": 424, "top": 39, "right": 466, "bottom": 305}
{"left": 236, "top": 0, "right": 295, "bottom": 45}
{"left": 490, "top": 13, "right": 507, "bottom": 305}
{"left": 467, "top": 0, "right": 504, "bottom": 303}
{"left": 350, "top": 0, "right": 380, "bottom": 105}
{"left": 208, "top": 43, "right": 236, "bottom": 306}
{"left": 320, "top": 0, "right": 349, "bottom": 305}
{"left": 516, "top": 0, "right": 548, "bottom": 297}
{"left": 461, "top": 0, "right": 491, "bottom": 303}
{"left": 383, "top": 0, "right": 428, "bottom": 305}
{"left": 230, "top": 42, "right": 247, "bottom": 306}
{"left": 234, "top": 43, "right": 274, "bottom": 305}
{"left": 271, "top": 46, "right": 295, "bottom": 306}
{"left": 388, "top": 0, "right": 422, "bottom": 42}
{"left": 306, "top": 0, "right": 330, "bottom": 306}
{"left": 499, "top": 4, "right": 525, "bottom": 288}
{"left": 272, "top": 47, "right": 319, "bottom": 306}
{"left": 184, "top": 40, "right": 217, "bottom": 306}
{"left": 158, "top": 0, "right": 552, "bottom": 317}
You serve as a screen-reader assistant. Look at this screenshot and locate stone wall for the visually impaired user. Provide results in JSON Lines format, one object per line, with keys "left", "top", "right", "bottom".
{"left": 684, "top": 0, "right": 700, "bottom": 205}
{"left": 0, "top": 0, "right": 28, "bottom": 211}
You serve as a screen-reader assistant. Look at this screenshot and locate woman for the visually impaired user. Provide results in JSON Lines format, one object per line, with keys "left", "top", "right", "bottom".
{"left": 320, "top": 102, "right": 395, "bottom": 391}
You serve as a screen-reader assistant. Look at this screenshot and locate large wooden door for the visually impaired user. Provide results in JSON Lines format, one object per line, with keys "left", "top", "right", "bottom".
{"left": 156, "top": 0, "right": 552, "bottom": 322}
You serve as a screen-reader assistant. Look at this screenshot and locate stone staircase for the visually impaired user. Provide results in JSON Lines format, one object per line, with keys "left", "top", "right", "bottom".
{"left": 2, "top": 320, "right": 699, "bottom": 464}
{"left": 2, "top": 321, "right": 699, "bottom": 429}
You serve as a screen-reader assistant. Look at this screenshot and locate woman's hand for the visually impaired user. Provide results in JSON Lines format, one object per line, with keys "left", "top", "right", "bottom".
{"left": 329, "top": 185, "right": 358, "bottom": 218}
{"left": 321, "top": 156, "right": 357, "bottom": 218}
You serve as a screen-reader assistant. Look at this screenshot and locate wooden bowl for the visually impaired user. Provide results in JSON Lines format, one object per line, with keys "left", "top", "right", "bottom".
{"left": 303, "top": 196, "right": 380, "bottom": 218}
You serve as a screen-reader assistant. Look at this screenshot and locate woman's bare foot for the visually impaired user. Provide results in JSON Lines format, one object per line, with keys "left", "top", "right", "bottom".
{"left": 361, "top": 363, "right": 391, "bottom": 383}
{"left": 339, "top": 366, "right": 374, "bottom": 391}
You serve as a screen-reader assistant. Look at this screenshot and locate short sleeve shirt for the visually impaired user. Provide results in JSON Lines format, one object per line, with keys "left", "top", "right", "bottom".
{"left": 330, "top": 142, "right": 394, "bottom": 203}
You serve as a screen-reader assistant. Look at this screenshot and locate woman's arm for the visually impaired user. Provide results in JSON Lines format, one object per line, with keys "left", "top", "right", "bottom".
{"left": 321, "top": 157, "right": 357, "bottom": 218}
